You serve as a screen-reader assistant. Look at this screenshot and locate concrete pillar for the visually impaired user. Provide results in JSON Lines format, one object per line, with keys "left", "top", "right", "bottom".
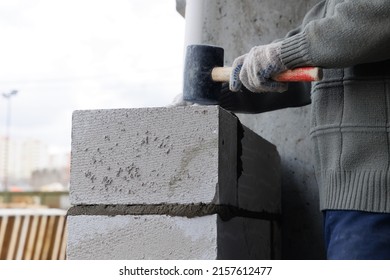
{"left": 179, "top": 0, "right": 324, "bottom": 259}
{"left": 67, "top": 106, "right": 281, "bottom": 259}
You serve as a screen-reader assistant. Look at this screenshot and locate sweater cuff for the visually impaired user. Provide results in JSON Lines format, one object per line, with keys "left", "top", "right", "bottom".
{"left": 281, "top": 31, "right": 313, "bottom": 69}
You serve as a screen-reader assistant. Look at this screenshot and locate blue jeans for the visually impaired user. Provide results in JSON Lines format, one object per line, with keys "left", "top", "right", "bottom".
{"left": 323, "top": 210, "right": 390, "bottom": 260}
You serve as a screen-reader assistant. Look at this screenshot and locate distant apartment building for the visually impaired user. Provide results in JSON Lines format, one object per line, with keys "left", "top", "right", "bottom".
{"left": 20, "top": 138, "right": 49, "bottom": 181}
{"left": 0, "top": 136, "right": 69, "bottom": 190}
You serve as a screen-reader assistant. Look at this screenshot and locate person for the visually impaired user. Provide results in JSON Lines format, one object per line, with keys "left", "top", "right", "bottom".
{"left": 228, "top": 0, "right": 390, "bottom": 259}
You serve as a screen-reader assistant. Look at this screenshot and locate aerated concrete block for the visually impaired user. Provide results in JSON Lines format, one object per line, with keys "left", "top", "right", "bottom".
{"left": 71, "top": 106, "right": 237, "bottom": 206}
{"left": 70, "top": 106, "right": 280, "bottom": 213}
{"left": 67, "top": 214, "right": 277, "bottom": 260}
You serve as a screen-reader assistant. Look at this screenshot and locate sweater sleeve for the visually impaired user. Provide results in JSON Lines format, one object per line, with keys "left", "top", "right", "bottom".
{"left": 281, "top": 0, "right": 390, "bottom": 69}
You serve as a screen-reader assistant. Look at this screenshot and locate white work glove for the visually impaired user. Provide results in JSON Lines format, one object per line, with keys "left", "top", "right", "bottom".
{"left": 167, "top": 93, "right": 195, "bottom": 107}
{"left": 230, "top": 42, "right": 288, "bottom": 93}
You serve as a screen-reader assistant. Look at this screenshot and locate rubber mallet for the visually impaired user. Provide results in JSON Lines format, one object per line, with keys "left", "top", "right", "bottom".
{"left": 183, "top": 44, "right": 322, "bottom": 105}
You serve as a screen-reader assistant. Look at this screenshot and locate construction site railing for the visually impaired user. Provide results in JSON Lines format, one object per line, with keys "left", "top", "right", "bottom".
{"left": 0, "top": 208, "right": 67, "bottom": 260}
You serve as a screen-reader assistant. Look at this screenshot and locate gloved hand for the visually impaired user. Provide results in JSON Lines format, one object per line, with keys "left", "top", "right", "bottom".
{"left": 230, "top": 42, "right": 288, "bottom": 93}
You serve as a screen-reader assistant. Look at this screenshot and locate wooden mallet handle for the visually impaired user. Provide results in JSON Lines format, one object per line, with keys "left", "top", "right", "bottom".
{"left": 211, "top": 66, "right": 322, "bottom": 83}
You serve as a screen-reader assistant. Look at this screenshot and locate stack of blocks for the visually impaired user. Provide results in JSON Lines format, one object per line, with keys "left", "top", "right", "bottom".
{"left": 67, "top": 106, "right": 281, "bottom": 259}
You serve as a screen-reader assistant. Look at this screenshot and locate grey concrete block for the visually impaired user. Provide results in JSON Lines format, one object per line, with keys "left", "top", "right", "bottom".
{"left": 71, "top": 106, "right": 237, "bottom": 206}
{"left": 238, "top": 125, "right": 281, "bottom": 213}
{"left": 67, "top": 214, "right": 276, "bottom": 260}
{"left": 70, "top": 106, "right": 280, "bottom": 213}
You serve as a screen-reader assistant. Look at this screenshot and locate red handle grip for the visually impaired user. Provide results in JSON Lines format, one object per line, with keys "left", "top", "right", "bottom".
{"left": 273, "top": 67, "right": 322, "bottom": 82}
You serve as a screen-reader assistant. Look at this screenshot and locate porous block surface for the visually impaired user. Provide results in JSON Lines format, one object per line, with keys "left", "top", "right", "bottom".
{"left": 67, "top": 215, "right": 274, "bottom": 260}
{"left": 70, "top": 106, "right": 237, "bottom": 206}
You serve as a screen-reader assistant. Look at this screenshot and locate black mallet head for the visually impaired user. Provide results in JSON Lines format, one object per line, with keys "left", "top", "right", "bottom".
{"left": 183, "top": 44, "right": 224, "bottom": 105}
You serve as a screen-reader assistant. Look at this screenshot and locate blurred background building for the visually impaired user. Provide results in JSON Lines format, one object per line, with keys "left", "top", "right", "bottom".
{"left": 0, "top": 136, "right": 69, "bottom": 192}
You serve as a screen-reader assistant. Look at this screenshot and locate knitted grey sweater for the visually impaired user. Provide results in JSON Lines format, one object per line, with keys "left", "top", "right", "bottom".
{"left": 280, "top": 0, "right": 390, "bottom": 212}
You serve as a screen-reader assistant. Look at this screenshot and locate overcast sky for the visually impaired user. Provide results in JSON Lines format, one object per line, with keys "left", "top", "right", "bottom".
{"left": 0, "top": 0, "right": 184, "bottom": 152}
